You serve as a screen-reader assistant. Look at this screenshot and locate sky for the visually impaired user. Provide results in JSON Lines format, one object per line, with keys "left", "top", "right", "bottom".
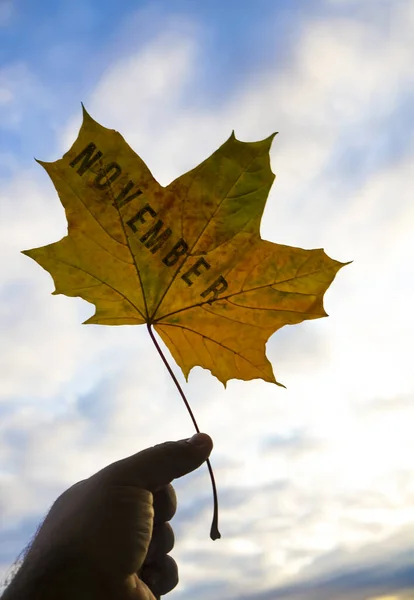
{"left": 1, "top": 0, "right": 414, "bottom": 598}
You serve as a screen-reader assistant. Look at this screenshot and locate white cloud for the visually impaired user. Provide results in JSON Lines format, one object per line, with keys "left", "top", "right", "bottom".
{"left": 0, "top": 63, "right": 50, "bottom": 130}
{"left": 0, "top": 0, "right": 13, "bottom": 27}
{"left": 60, "top": 21, "right": 198, "bottom": 155}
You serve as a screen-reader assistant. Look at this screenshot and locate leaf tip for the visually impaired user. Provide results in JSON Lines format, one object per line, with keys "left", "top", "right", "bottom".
{"left": 34, "top": 157, "right": 49, "bottom": 168}
{"left": 263, "top": 131, "right": 278, "bottom": 150}
{"left": 81, "top": 103, "right": 97, "bottom": 127}
{"left": 82, "top": 315, "right": 97, "bottom": 325}
{"left": 21, "top": 248, "right": 38, "bottom": 261}
{"left": 269, "top": 371, "right": 286, "bottom": 388}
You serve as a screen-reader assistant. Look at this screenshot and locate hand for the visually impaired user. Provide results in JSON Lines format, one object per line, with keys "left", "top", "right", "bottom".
{"left": 11, "top": 433, "right": 213, "bottom": 600}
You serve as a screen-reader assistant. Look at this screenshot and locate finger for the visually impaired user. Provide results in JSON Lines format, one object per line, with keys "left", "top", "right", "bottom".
{"left": 153, "top": 485, "right": 176, "bottom": 523}
{"left": 145, "top": 522, "right": 174, "bottom": 562}
{"left": 99, "top": 433, "right": 213, "bottom": 491}
{"left": 129, "top": 575, "right": 158, "bottom": 600}
{"left": 140, "top": 555, "right": 178, "bottom": 598}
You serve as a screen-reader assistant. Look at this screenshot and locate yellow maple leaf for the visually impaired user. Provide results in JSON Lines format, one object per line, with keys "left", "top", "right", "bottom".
{"left": 23, "top": 107, "right": 346, "bottom": 388}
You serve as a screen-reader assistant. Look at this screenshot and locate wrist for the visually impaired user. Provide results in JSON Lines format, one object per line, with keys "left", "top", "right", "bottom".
{"left": 2, "top": 551, "right": 115, "bottom": 600}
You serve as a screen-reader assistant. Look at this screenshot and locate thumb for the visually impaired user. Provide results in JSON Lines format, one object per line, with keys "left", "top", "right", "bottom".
{"left": 98, "top": 433, "right": 213, "bottom": 491}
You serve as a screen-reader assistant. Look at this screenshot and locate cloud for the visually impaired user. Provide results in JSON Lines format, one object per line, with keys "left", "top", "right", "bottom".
{"left": 0, "top": 0, "right": 13, "bottom": 27}
{"left": 236, "top": 542, "right": 414, "bottom": 600}
{"left": 167, "top": 492, "right": 414, "bottom": 600}
{"left": 0, "top": 63, "right": 51, "bottom": 130}
{"left": 59, "top": 15, "right": 199, "bottom": 155}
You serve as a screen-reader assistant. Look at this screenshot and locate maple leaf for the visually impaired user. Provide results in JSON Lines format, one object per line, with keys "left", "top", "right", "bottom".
{"left": 23, "top": 107, "right": 346, "bottom": 388}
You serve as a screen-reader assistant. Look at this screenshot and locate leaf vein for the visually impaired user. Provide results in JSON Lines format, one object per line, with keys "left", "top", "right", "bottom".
{"left": 161, "top": 323, "right": 271, "bottom": 378}
{"left": 151, "top": 148, "right": 265, "bottom": 319}
{"left": 201, "top": 304, "right": 267, "bottom": 330}
{"left": 53, "top": 258, "right": 145, "bottom": 320}
{"left": 155, "top": 267, "right": 327, "bottom": 322}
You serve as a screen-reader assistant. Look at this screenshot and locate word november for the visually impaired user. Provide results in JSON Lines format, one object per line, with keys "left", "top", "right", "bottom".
{"left": 70, "top": 143, "right": 229, "bottom": 305}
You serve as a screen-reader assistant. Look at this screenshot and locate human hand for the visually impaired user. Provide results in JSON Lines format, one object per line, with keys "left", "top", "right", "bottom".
{"left": 9, "top": 433, "right": 213, "bottom": 600}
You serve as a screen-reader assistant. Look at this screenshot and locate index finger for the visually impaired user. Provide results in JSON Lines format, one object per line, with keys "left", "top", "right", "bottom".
{"left": 95, "top": 434, "right": 213, "bottom": 491}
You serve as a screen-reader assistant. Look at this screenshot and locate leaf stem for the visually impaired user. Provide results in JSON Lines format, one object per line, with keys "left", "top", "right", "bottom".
{"left": 147, "top": 323, "right": 221, "bottom": 540}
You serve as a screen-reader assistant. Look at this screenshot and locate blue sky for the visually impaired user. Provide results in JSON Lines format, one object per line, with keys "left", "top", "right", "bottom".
{"left": 1, "top": 0, "right": 414, "bottom": 599}
{"left": 0, "top": 0, "right": 313, "bottom": 165}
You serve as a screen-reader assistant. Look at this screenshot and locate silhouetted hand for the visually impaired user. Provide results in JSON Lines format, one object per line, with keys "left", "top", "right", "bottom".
{"left": 4, "top": 433, "right": 213, "bottom": 600}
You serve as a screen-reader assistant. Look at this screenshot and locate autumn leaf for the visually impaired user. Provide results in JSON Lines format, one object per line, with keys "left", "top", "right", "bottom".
{"left": 23, "top": 106, "right": 346, "bottom": 388}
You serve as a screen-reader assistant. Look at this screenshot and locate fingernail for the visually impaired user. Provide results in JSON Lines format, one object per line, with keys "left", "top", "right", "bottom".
{"left": 186, "top": 433, "right": 210, "bottom": 447}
